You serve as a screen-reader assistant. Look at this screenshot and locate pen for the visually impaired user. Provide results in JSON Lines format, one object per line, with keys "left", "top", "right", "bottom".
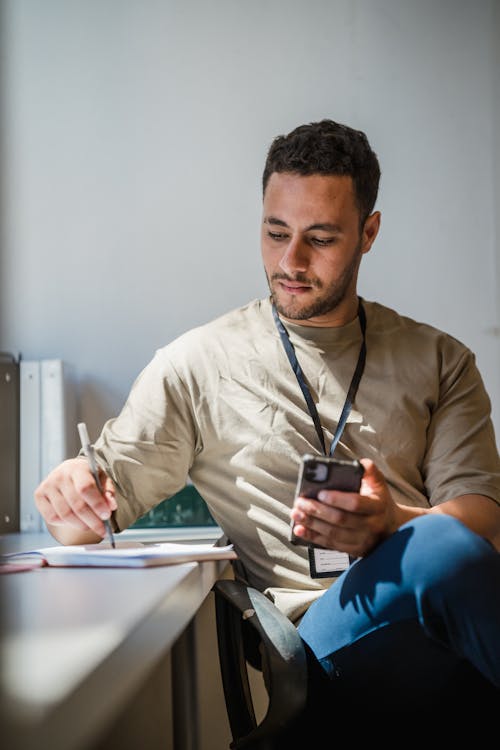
{"left": 77, "top": 422, "right": 116, "bottom": 548}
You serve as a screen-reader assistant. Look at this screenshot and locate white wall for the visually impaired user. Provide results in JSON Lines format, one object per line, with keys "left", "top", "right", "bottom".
{"left": 1, "top": 0, "right": 499, "bottom": 451}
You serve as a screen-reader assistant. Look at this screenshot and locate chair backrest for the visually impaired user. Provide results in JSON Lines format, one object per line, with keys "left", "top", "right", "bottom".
{"left": 212, "top": 578, "right": 308, "bottom": 749}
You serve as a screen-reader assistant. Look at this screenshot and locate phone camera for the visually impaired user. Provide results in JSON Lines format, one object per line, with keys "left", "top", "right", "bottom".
{"left": 305, "top": 461, "right": 329, "bottom": 483}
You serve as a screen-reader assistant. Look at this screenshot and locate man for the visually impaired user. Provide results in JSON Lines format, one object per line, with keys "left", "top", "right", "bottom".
{"left": 35, "top": 120, "right": 500, "bottom": 720}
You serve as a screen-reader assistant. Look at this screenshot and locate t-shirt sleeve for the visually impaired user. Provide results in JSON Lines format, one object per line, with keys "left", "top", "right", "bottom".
{"left": 93, "top": 348, "right": 199, "bottom": 531}
{"left": 422, "top": 342, "right": 500, "bottom": 506}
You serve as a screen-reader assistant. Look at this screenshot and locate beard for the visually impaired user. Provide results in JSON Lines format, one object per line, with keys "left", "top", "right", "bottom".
{"left": 268, "top": 242, "right": 362, "bottom": 321}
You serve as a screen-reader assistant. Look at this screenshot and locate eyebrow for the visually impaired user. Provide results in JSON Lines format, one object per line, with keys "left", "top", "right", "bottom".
{"left": 263, "top": 216, "right": 342, "bottom": 232}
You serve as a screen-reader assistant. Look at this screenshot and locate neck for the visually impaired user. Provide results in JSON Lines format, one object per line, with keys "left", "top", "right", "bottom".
{"left": 279, "top": 295, "right": 360, "bottom": 328}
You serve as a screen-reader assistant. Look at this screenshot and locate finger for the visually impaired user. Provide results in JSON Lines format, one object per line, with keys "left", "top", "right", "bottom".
{"left": 34, "top": 458, "right": 114, "bottom": 536}
{"left": 292, "top": 518, "right": 362, "bottom": 554}
{"left": 296, "top": 487, "right": 365, "bottom": 514}
{"left": 34, "top": 473, "right": 83, "bottom": 526}
{"left": 51, "top": 481, "right": 110, "bottom": 537}
{"left": 72, "top": 468, "right": 115, "bottom": 520}
{"left": 292, "top": 505, "right": 349, "bottom": 538}
{"left": 291, "top": 502, "right": 366, "bottom": 550}
{"left": 35, "top": 492, "right": 90, "bottom": 530}
{"left": 294, "top": 497, "right": 356, "bottom": 526}
{"left": 291, "top": 503, "right": 340, "bottom": 539}
{"left": 38, "top": 468, "right": 109, "bottom": 536}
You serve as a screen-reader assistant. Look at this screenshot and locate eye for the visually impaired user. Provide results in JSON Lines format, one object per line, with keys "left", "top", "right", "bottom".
{"left": 267, "top": 230, "right": 289, "bottom": 242}
{"left": 309, "top": 237, "right": 336, "bottom": 247}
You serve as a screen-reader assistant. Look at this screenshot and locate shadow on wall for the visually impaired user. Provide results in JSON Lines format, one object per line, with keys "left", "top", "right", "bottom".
{"left": 77, "top": 376, "right": 126, "bottom": 448}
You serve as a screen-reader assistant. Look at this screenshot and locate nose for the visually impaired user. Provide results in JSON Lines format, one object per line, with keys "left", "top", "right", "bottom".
{"left": 278, "top": 237, "right": 310, "bottom": 276}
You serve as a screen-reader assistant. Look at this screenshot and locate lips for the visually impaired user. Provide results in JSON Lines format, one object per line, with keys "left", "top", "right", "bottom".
{"left": 279, "top": 281, "right": 311, "bottom": 294}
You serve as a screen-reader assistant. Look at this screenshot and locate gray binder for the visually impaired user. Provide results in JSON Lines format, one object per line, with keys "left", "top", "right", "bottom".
{"left": 0, "top": 353, "right": 20, "bottom": 532}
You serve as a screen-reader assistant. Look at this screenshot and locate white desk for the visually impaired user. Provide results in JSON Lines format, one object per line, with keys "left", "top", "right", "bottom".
{"left": 0, "top": 529, "right": 228, "bottom": 750}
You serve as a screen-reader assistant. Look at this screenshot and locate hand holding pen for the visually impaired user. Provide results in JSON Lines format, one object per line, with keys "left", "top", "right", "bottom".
{"left": 77, "top": 422, "right": 116, "bottom": 548}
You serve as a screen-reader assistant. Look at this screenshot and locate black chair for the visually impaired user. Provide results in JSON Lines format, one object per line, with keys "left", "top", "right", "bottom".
{"left": 213, "top": 573, "right": 500, "bottom": 748}
{"left": 212, "top": 577, "right": 308, "bottom": 750}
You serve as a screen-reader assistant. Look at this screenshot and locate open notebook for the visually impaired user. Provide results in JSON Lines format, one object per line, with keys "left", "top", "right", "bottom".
{"left": 1, "top": 539, "right": 237, "bottom": 570}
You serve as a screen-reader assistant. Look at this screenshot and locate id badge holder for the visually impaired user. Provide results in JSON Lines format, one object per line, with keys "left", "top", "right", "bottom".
{"left": 308, "top": 546, "right": 352, "bottom": 578}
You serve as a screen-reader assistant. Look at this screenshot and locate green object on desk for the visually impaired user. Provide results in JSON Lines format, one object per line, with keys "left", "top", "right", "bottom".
{"left": 131, "top": 484, "right": 217, "bottom": 528}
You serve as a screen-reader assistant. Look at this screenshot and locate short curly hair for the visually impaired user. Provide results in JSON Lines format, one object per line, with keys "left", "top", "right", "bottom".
{"left": 262, "top": 119, "right": 380, "bottom": 224}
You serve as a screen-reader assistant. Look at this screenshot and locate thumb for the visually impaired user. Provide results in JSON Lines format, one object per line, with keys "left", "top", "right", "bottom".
{"left": 359, "top": 458, "right": 387, "bottom": 498}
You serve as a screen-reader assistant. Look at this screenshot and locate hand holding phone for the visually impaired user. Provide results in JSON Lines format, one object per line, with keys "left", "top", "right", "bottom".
{"left": 290, "top": 454, "right": 364, "bottom": 546}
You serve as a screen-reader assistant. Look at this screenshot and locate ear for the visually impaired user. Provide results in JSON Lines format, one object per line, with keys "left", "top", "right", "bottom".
{"left": 360, "top": 211, "right": 381, "bottom": 255}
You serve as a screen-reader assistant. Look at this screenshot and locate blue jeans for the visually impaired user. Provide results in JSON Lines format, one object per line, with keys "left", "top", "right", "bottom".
{"left": 297, "top": 514, "right": 499, "bottom": 707}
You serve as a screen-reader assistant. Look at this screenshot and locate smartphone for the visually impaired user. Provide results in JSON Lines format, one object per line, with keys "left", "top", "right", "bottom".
{"left": 290, "top": 454, "right": 365, "bottom": 546}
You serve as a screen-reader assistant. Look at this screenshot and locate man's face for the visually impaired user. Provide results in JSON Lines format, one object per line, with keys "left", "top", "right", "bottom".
{"left": 261, "top": 172, "right": 379, "bottom": 326}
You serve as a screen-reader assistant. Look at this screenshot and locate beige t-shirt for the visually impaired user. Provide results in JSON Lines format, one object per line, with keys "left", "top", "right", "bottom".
{"left": 94, "top": 297, "right": 500, "bottom": 622}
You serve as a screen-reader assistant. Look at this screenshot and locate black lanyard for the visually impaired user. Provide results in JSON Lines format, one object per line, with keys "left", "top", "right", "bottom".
{"left": 271, "top": 298, "right": 367, "bottom": 457}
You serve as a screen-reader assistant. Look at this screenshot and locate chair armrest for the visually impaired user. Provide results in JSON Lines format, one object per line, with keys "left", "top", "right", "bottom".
{"left": 213, "top": 579, "right": 308, "bottom": 749}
